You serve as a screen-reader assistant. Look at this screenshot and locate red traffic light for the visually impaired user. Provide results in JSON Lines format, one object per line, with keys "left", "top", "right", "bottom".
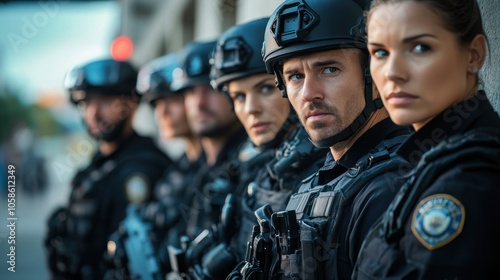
{"left": 111, "top": 35, "right": 133, "bottom": 61}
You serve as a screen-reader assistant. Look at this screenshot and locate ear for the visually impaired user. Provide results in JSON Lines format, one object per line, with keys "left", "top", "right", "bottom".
{"left": 467, "top": 34, "right": 486, "bottom": 74}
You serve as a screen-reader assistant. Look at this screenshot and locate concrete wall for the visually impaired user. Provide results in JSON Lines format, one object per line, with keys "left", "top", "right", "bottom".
{"left": 478, "top": 0, "right": 500, "bottom": 112}
{"left": 193, "top": 0, "right": 221, "bottom": 41}
{"left": 235, "top": 0, "right": 283, "bottom": 23}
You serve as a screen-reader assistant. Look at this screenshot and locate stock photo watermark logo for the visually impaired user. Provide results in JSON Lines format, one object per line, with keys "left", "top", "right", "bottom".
{"left": 7, "top": 0, "right": 68, "bottom": 54}
{"left": 51, "top": 136, "right": 93, "bottom": 182}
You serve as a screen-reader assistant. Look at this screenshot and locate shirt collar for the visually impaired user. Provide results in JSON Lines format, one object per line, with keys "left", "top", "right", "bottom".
{"left": 318, "top": 118, "right": 408, "bottom": 183}
{"left": 397, "top": 91, "right": 494, "bottom": 165}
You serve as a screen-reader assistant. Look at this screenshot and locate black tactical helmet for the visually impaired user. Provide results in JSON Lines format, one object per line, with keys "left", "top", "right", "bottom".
{"left": 262, "top": 0, "right": 382, "bottom": 148}
{"left": 210, "top": 17, "right": 269, "bottom": 92}
{"left": 263, "top": 0, "right": 368, "bottom": 95}
{"left": 170, "top": 40, "right": 216, "bottom": 93}
{"left": 136, "top": 53, "right": 179, "bottom": 105}
{"left": 211, "top": 17, "right": 300, "bottom": 149}
{"left": 64, "top": 58, "right": 138, "bottom": 104}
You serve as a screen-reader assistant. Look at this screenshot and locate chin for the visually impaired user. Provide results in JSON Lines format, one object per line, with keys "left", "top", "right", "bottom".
{"left": 161, "top": 133, "right": 175, "bottom": 140}
{"left": 254, "top": 135, "right": 273, "bottom": 147}
{"left": 389, "top": 115, "right": 414, "bottom": 127}
{"left": 251, "top": 137, "right": 265, "bottom": 147}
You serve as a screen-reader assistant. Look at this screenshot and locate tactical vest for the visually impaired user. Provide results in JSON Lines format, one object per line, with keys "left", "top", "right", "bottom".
{"left": 235, "top": 127, "right": 327, "bottom": 262}
{"left": 276, "top": 135, "right": 407, "bottom": 280}
{"left": 46, "top": 157, "right": 122, "bottom": 277}
{"left": 46, "top": 149, "right": 166, "bottom": 278}
{"left": 167, "top": 149, "right": 276, "bottom": 280}
{"left": 353, "top": 129, "right": 500, "bottom": 279}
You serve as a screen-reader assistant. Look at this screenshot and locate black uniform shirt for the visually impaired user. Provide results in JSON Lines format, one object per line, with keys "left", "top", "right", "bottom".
{"left": 322, "top": 118, "right": 409, "bottom": 279}
{"left": 152, "top": 152, "right": 205, "bottom": 235}
{"left": 183, "top": 128, "right": 248, "bottom": 238}
{"left": 318, "top": 118, "right": 408, "bottom": 185}
{"left": 355, "top": 91, "right": 500, "bottom": 279}
{"left": 66, "top": 131, "right": 170, "bottom": 277}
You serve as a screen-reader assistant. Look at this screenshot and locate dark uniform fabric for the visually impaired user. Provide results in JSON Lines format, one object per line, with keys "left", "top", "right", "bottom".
{"left": 182, "top": 128, "right": 248, "bottom": 239}
{"left": 355, "top": 91, "right": 500, "bottom": 280}
{"left": 275, "top": 118, "right": 410, "bottom": 280}
{"left": 102, "top": 151, "right": 206, "bottom": 280}
{"left": 45, "top": 131, "right": 170, "bottom": 280}
{"left": 182, "top": 143, "right": 278, "bottom": 280}
{"left": 232, "top": 126, "right": 328, "bottom": 261}
{"left": 152, "top": 153, "right": 206, "bottom": 246}
{"left": 177, "top": 126, "right": 326, "bottom": 280}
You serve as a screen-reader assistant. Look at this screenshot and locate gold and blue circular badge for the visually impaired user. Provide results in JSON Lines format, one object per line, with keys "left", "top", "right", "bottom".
{"left": 125, "top": 174, "right": 150, "bottom": 205}
{"left": 411, "top": 194, "right": 465, "bottom": 250}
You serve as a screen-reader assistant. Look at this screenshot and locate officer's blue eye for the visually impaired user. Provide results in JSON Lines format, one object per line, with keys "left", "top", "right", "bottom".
{"left": 260, "top": 84, "right": 275, "bottom": 94}
{"left": 288, "top": 73, "right": 304, "bottom": 82}
{"left": 413, "top": 44, "right": 430, "bottom": 53}
{"left": 372, "top": 49, "right": 388, "bottom": 59}
{"left": 231, "top": 93, "right": 246, "bottom": 102}
{"left": 323, "top": 67, "right": 338, "bottom": 74}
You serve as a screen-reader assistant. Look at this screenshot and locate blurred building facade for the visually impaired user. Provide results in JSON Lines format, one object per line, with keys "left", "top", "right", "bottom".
{"left": 120, "top": 0, "right": 282, "bottom": 65}
{"left": 116, "top": 0, "right": 500, "bottom": 112}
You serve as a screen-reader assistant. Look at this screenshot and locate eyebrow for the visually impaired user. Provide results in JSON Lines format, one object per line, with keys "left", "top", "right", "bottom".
{"left": 253, "top": 77, "right": 275, "bottom": 89}
{"left": 369, "top": 33, "right": 437, "bottom": 46}
{"left": 283, "top": 59, "right": 340, "bottom": 75}
{"left": 228, "top": 77, "right": 275, "bottom": 95}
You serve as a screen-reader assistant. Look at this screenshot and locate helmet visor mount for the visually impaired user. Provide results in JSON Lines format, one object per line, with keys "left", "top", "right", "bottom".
{"left": 64, "top": 60, "right": 122, "bottom": 90}
{"left": 136, "top": 69, "right": 171, "bottom": 95}
{"left": 215, "top": 36, "right": 252, "bottom": 74}
{"left": 270, "top": 1, "right": 319, "bottom": 47}
{"left": 170, "top": 41, "right": 216, "bottom": 93}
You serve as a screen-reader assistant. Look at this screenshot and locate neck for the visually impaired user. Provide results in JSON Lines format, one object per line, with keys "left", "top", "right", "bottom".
{"left": 99, "top": 141, "right": 119, "bottom": 156}
{"left": 184, "top": 135, "right": 202, "bottom": 162}
{"left": 201, "top": 124, "right": 241, "bottom": 166}
{"left": 330, "top": 108, "right": 389, "bottom": 160}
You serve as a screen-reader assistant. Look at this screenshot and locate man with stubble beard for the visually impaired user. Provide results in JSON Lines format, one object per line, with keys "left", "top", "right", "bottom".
{"left": 45, "top": 58, "right": 170, "bottom": 280}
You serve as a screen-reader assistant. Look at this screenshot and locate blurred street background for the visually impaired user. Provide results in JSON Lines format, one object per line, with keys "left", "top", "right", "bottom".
{"left": 0, "top": 0, "right": 499, "bottom": 279}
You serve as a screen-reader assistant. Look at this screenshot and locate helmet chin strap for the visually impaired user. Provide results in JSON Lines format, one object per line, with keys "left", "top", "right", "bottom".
{"left": 311, "top": 68, "right": 383, "bottom": 148}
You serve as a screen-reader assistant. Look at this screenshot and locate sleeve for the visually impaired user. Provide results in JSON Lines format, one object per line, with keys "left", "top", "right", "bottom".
{"left": 400, "top": 165, "right": 500, "bottom": 279}
{"left": 345, "top": 170, "right": 405, "bottom": 265}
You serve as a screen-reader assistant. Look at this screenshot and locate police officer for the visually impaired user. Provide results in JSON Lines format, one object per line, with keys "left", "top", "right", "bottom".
{"left": 103, "top": 53, "right": 205, "bottom": 279}
{"left": 139, "top": 53, "right": 203, "bottom": 166}
{"left": 354, "top": 0, "right": 500, "bottom": 278}
{"left": 235, "top": 0, "right": 411, "bottom": 279}
{"left": 45, "top": 58, "right": 170, "bottom": 280}
{"left": 139, "top": 53, "right": 205, "bottom": 248}
{"left": 169, "top": 40, "right": 248, "bottom": 242}
{"left": 178, "top": 18, "right": 328, "bottom": 279}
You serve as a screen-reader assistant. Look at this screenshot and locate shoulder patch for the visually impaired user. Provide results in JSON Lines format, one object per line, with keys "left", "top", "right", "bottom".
{"left": 125, "top": 174, "right": 150, "bottom": 205}
{"left": 411, "top": 194, "right": 465, "bottom": 250}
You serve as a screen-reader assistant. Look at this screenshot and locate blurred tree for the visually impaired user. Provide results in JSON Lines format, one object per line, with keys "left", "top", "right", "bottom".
{"left": 0, "top": 90, "right": 58, "bottom": 144}
{"left": 27, "top": 103, "right": 59, "bottom": 137}
{"left": 0, "top": 92, "right": 28, "bottom": 144}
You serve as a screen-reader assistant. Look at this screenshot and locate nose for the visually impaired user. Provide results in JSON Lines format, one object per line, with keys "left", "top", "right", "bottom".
{"left": 85, "top": 99, "right": 99, "bottom": 118}
{"left": 301, "top": 75, "right": 323, "bottom": 102}
{"left": 243, "top": 93, "right": 262, "bottom": 115}
{"left": 154, "top": 101, "right": 168, "bottom": 119}
{"left": 385, "top": 53, "right": 407, "bottom": 82}
{"left": 189, "top": 86, "right": 210, "bottom": 108}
